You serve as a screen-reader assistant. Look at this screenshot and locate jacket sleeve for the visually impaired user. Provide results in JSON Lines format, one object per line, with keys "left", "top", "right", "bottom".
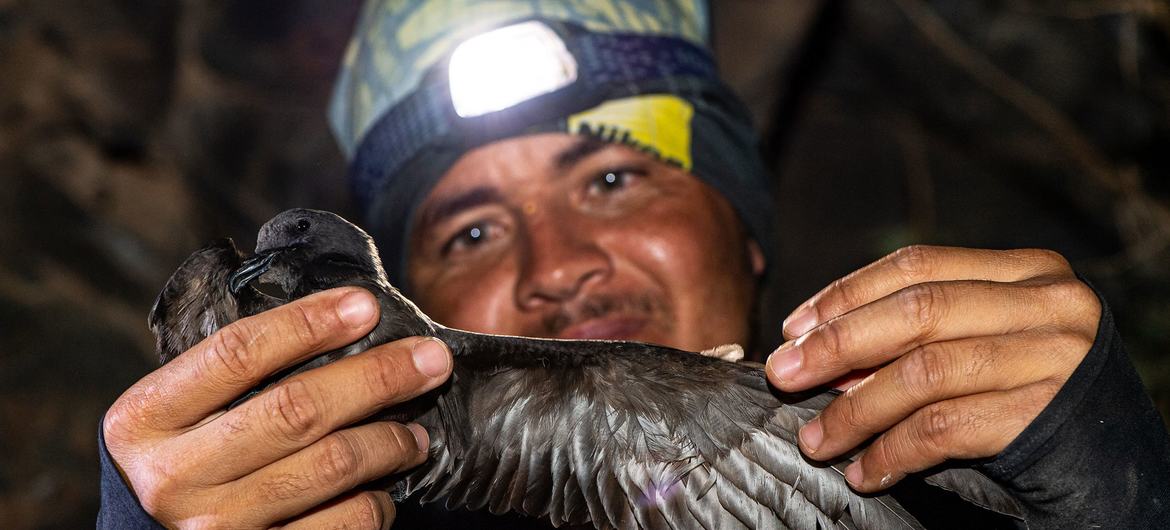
{"left": 978, "top": 287, "right": 1170, "bottom": 529}
{"left": 97, "top": 418, "right": 166, "bottom": 529}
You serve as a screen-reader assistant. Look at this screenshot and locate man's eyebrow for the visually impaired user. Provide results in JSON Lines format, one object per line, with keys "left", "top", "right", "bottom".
{"left": 415, "top": 186, "right": 504, "bottom": 229}
{"left": 555, "top": 136, "right": 611, "bottom": 171}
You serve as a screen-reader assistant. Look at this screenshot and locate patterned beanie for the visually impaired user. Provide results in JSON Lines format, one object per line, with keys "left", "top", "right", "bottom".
{"left": 329, "top": 0, "right": 775, "bottom": 288}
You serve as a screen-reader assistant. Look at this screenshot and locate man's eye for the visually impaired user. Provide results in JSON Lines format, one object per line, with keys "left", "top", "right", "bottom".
{"left": 442, "top": 224, "right": 489, "bottom": 256}
{"left": 587, "top": 170, "right": 635, "bottom": 195}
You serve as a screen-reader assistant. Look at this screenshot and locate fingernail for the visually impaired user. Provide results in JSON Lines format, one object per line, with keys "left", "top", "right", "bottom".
{"left": 800, "top": 417, "right": 823, "bottom": 454}
{"left": 338, "top": 290, "right": 377, "bottom": 327}
{"left": 845, "top": 462, "right": 864, "bottom": 488}
{"left": 406, "top": 422, "right": 430, "bottom": 453}
{"left": 783, "top": 306, "right": 817, "bottom": 337}
{"left": 767, "top": 342, "right": 803, "bottom": 383}
{"left": 412, "top": 337, "right": 451, "bottom": 378}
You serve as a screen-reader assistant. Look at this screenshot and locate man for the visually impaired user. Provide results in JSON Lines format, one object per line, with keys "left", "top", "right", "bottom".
{"left": 99, "top": 1, "right": 1170, "bottom": 528}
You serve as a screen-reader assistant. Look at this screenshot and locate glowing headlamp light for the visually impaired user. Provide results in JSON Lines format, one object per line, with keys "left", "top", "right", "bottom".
{"left": 448, "top": 21, "right": 579, "bottom": 118}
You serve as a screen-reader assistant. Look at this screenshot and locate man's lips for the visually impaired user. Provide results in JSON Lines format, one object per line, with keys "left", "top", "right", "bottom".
{"left": 556, "top": 316, "right": 649, "bottom": 341}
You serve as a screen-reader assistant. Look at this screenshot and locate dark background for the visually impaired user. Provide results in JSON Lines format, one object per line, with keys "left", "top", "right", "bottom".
{"left": 1, "top": 1, "right": 1167, "bottom": 527}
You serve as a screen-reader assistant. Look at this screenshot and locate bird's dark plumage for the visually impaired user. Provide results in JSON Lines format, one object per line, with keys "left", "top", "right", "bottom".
{"left": 149, "top": 238, "right": 281, "bottom": 363}
{"left": 150, "top": 209, "right": 1024, "bottom": 529}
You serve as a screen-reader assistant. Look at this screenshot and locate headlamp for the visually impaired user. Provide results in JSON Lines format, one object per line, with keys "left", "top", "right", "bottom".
{"left": 350, "top": 18, "right": 721, "bottom": 214}
{"left": 448, "top": 21, "right": 578, "bottom": 118}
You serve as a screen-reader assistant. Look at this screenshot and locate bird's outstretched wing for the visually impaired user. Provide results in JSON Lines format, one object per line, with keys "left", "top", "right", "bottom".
{"left": 395, "top": 333, "right": 1017, "bottom": 530}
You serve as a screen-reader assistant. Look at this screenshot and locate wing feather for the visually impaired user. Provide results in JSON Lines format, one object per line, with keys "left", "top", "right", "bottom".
{"left": 395, "top": 335, "right": 1009, "bottom": 529}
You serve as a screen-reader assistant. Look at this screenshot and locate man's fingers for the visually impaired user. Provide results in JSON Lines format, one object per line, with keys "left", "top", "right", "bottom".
{"left": 782, "top": 246, "right": 1073, "bottom": 338}
{"left": 108, "top": 288, "right": 381, "bottom": 434}
{"left": 841, "top": 384, "right": 1055, "bottom": 493}
{"left": 172, "top": 337, "right": 449, "bottom": 484}
{"left": 766, "top": 277, "right": 1098, "bottom": 391}
{"left": 281, "top": 490, "right": 395, "bottom": 530}
{"left": 228, "top": 421, "right": 426, "bottom": 526}
{"left": 798, "top": 332, "right": 1084, "bottom": 460}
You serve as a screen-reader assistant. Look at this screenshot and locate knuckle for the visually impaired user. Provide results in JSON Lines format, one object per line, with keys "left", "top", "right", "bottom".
{"left": 265, "top": 379, "right": 323, "bottom": 442}
{"left": 825, "top": 277, "right": 862, "bottom": 315}
{"left": 917, "top": 403, "right": 965, "bottom": 452}
{"left": 1035, "top": 378, "right": 1065, "bottom": 402}
{"left": 364, "top": 350, "right": 412, "bottom": 401}
{"left": 104, "top": 393, "right": 150, "bottom": 444}
{"left": 898, "top": 283, "right": 945, "bottom": 337}
{"left": 379, "top": 422, "right": 423, "bottom": 465}
{"left": 288, "top": 303, "right": 330, "bottom": 353}
{"left": 206, "top": 324, "right": 259, "bottom": 382}
{"left": 1054, "top": 329, "right": 1095, "bottom": 361}
{"left": 836, "top": 393, "right": 870, "bottom": 431}
{"left": 136, "top": 462, "right": 184, "bottom": 518}
{"left": 1039, "top": 279, "right": 1102, "bottom": 332}
{"left": 890, "top": 245, "right": 937, "bottom": 281}
{"left": 315, "top": 433, "right": 363, "bottom": 486}
{"left": 901, "top": 344, "right": 951, "bottom": 397}
{"left": 136, "top": 485, "right": 167, "bottom": 517}
{"left": 812, "top": 322, "right": 851, "bottom": 368}
{"left": 105, "top": 381, "right": 180, "bottom": 444}
{"left": 870, "top": 436, "right": 904, "bottom": 475}
{"left": 383, "top": 422, "right": 414, "bottom": 452}
{"left": 1057, "top": 279, "right": 1099, "bottom": 312}
{"left": 135, "top": 481, "right": 166, "bottom": 516}
{"left": 1042, "top": 278, "right": 1094, "bottom": 306}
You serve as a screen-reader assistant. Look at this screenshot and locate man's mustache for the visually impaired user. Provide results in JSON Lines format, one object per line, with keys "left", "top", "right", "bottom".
{"left": 538, "top": 292, "right": 673, "bottom": 337}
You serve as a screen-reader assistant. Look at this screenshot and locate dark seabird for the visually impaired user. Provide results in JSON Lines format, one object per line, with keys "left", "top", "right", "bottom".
{"left": 150, "top": 208, "right": 1024, "bottom": 529}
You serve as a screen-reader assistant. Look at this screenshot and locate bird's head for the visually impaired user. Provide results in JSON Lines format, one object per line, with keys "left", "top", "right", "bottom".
{"left": 230, "top": 208, "right": 388, "bottom": 297}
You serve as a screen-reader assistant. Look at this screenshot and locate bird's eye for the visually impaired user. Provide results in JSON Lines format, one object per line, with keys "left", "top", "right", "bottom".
{"left": 295, "top": 219, "right": 311, "bottom": 232}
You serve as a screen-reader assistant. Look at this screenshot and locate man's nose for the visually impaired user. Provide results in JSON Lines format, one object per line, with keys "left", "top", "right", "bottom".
{"left": 514, "top": 215, "right": 610, "bottom": 309}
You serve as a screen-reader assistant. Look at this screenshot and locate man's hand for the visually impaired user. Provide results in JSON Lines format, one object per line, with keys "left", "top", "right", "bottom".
{"left": 765, "top": 246, "right": 1100, "bottom": 492}
{"left": 103, "top": 287, "right": 453, "bottom": 529}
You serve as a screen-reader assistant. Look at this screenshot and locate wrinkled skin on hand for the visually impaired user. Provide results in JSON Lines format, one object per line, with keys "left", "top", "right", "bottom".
{"left": 765, "top": 245, "right": 1100, "bottom": 492}
{"left": 103, "top": 288, "right": 453, "bottom": 529}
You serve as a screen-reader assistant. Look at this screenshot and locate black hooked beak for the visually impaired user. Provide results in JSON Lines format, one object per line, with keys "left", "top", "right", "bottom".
{"left": 229, "top": 252, "right": 277, "bottom": 294}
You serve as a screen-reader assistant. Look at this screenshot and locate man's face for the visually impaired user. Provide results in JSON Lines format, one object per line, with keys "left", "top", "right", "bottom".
{"left": 407, "top": 133, "right": 765, "bottom": 352}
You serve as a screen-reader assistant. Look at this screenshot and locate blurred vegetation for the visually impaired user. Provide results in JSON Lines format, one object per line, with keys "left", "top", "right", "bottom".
{"left": 1, "top": 0, "right": 1167, "bottom": 527}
